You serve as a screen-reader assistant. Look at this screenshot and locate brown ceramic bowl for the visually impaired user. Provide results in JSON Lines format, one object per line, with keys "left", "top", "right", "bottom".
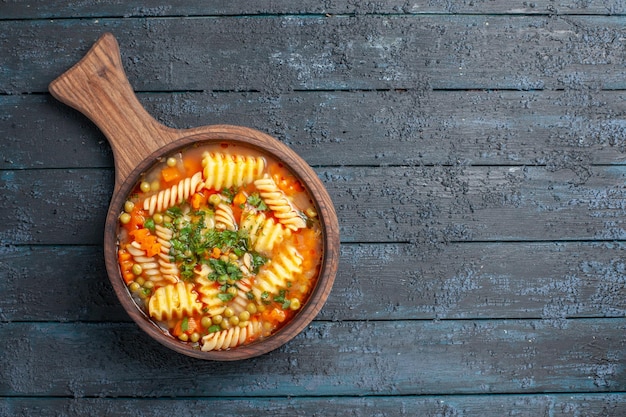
{"left": 49, "top": 33, "right": 339, "bottom": 360}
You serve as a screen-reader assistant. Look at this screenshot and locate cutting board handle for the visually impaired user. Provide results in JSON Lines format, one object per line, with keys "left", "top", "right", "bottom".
{"left": 49, "top": 32, "right": 179, "bottom": 188}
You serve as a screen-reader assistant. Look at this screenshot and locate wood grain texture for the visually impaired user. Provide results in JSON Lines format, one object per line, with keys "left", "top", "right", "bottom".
{"left": 1, "top": 319, "right": 624, "bottom": 397}
{"left": 2, "top": 165, "right": 625, "bottom": 245}
{"left": 4, "top": 394, "right": 626, "bottom": 417}
{"left": 3, "top": 15, "right": 625, "bottom": 94}
{"left": 3, "top": 0, "right": 625, "bottom": 19}
{"left": 48, "top": 32, "right": 181, "bottom": 188}
{"left": 2, "top": 242, "right": 625, "bottom": 322}
{"left": 2, "top": 1, "right": 625, "bottom": 412}
{"left": 3, "top": 89, "right": 626, "bottom": 170}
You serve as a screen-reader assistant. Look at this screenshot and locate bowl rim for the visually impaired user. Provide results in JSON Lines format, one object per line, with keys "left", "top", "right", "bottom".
{"left": 103, "top": 126, "right": 340, "bottom": 360}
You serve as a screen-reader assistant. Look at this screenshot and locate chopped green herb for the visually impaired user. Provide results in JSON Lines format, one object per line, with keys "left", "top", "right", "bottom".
{"left": 217, "top": 293, "right": 234, "bottom": 302}
{"left": 166, "top": 206, "right": 183, "bottom": 217}
{"left": 144, "top": 217, "right": 155, "bottom": 232}
{"left": 161, "top": 201, "right": 272, "bottom": 289}
{"left": 247, "top": 193, "right": 268, "bottom": 211}
{"left": 208, "top": 258, "right": 242, "bottom": 282}
{"left": 272, "top": 289, "right": 292, "bottom": 309}
{"left": 251, "top": 253, "right": 268, "bottom": 273}
{"left": 221, "top": 187, "right": 235, "bottom": 203}
{"left": 273, "top": 289, "right": 288, "bottom": 304}
{"left": 181, "top": 317, "right": 189, "bottom": 332}
{"left": 208, "top": 324, "right": 221, "bottom": 333}
{"left": 180, "top": 263, "right": 195, "bottom": 281}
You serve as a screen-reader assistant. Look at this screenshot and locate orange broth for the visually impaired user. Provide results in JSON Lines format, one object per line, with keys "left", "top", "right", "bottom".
{"left": 116, "top": 143, "right": 323, "bottom": 351}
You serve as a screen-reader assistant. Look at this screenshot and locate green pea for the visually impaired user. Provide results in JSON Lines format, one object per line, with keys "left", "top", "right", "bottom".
{"left": 124, "top": 201, "right": 135, "bottom": 213}
{"left": 246, "top": 303, "right": 258, "bottom": 314}
{"left": 209, "top": 194, "right": 222, "bottom": 206}
{"left": 153, "top": 213, "right": 163, "bottom": 224}
{"left": 212, "top": 314, "right": 223, "bottom": 324}
{"left": 150, "top": 180, "right": 160, "bottom": 192}
{"left": 131, "top": 264, "right": 142, "bottom": 276}
{"left": 166, "top": 157, "right": 177, "bottom": 167}
{"left": 201, "top": 316, "right": 212, "bottom": 328}
{"left": 119, "top": 213, "right": 131, "bottom": 224}
{"left": 229, "top": 316, "right": 240, "bottom": 326}
{"left": 290, "top": 298, "right": 301, "bottom": 310}
{"left": 190, "top": 332, "right": 200, "bottom": 343}
{"left": 178, "top": 333, "right": 189, "bottom": 342}
{"left": 135, "top": 277, "right": 145, "bottom": 286}
{"left": 223, "top": 307, "right": 234, "bottom": 318}
{"left": 239, "top": 311, "right": 251, "bottom": 322}
{"left": 129, "top": 282, "right": 141, "bottom": 292}
{"left": 143, "top": 280, "right": 154, "bottom": 289}
{"left": 140, "top": 181, "right": 151, "bottom": 193}
{"left": 227, "top": 286, "right": 238, "bottom": 296}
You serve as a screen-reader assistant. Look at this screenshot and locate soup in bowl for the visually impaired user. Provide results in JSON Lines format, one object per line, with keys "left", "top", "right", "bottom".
{"left": 114, "top": 140, "right": 326, "bottom": 355}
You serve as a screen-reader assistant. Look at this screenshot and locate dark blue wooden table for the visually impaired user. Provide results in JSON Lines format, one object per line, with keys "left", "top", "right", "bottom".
{"left": 1, "top": 1, "right": 625, "bottom": 415}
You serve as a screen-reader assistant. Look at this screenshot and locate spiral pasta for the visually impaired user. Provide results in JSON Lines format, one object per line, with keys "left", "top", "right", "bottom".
{"left": 143, "top": 171, "right": 204, "bottom": 215}
{"left": 214, "top": 202, "right": 237, "bottom": 231}
{"left": 201, "top": 319, "right": 262, "bottom": 352}
{"left": 126, "top": 241, "right": 163, "bottom": 281}
{"left": 229, "top": 277, "right": 254, "bottom": 315}
{"left": 154, "top": 224, "right": 179, "bottom": 283}
{"left": 240, "top": 209, "right": 290, "bottom": 256}
{"left": 195, "top": 274, "right": 227, "bottom": 316}
{"left": 202, "top": 152, "right": 265, "bottom": 191}
{"left": 148, "top": 281, "right": 203, "bottom": 321}
{"left": 254, "top": 175, "right": 307, "bottom": 231}
{"left": 251, "top": 242, "right": 303, "bottom": 300}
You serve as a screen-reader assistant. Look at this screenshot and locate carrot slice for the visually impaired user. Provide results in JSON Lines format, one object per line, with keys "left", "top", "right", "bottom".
{"left": 129, "top": 228, "right": 161, "bottom": 257}
{"left": 172, "top": 320, "right": 183, "bottom": 337}
{"left": 161, "top": 166, "right": 181, "bottom": 184}
{"left": 191, "top": 191, "right": 207, "bottom": 210}
{"left": 233, "top": 191, "right": 247, "bottom": 207}
{"left": 122, "top": 206, "right": 145, "bottom": 233}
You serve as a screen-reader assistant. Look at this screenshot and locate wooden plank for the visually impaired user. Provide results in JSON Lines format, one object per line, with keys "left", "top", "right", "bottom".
{"left": 4, "top": 394, "right": 626, "bottom": 417}
{"left": 2, "top": 166, "right": 625, "bottom": 245}
{"left": 2, "top": 242, "right": 625, "bottom": 322}
{"left": 2, "top": 0, "right": 624, "bottom": 19}
{"left": 0, "top": 95, "right": 114, "bottom": 170}
{"left": 3, "top": 89, "right": 626, "bottom": 170}
{"left": 2, "top": 15, "right": 625, "bottom": 94}
{"left": 0, "top": 319, "right": 624, "bottom": 397}
{"left": 328, "top": 164, "right": 626, "bottom": 243}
